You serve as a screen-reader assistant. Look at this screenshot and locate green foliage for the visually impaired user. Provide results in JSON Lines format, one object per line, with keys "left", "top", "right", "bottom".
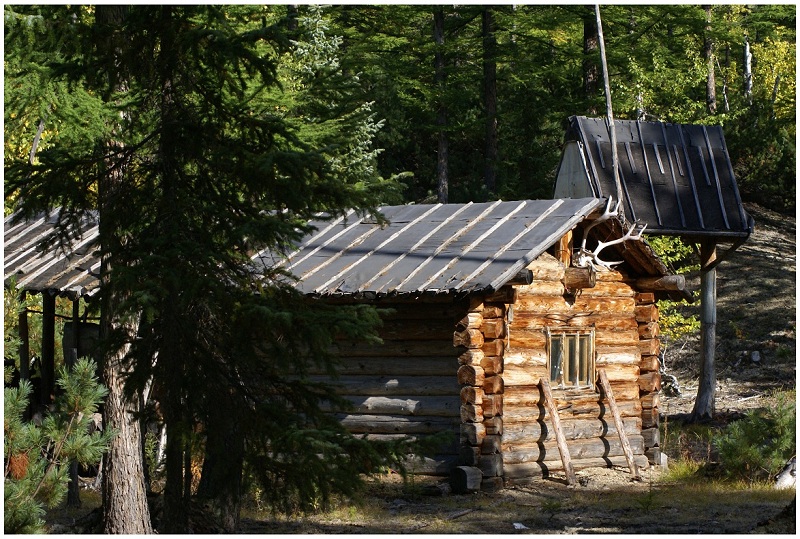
{"left": 4, "top": 358, "right": 115, "bottom": 534}
{"left": 715, "top": 390, "right": 796, "bottom": 484}
{"left": 647, "top": 236, "right": 700, "bottom": 344}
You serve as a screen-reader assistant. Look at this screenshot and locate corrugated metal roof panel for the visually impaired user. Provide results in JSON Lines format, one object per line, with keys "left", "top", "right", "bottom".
{"left": 253, "top": 198, "right": 605, "bottom": 297}
{"left": 4, "top": 210, "right": 101, "bottom": 298}
{"left": 555, "top": 116, "right": 753, "bottom": 238}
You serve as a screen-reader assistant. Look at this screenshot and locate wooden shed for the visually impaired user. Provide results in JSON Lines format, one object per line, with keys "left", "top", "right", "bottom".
{"left": 553, "top": 115, "right": 753, "bottom": 421}
{"left": 252, "top": 197, "right": 689, "bottom": 490}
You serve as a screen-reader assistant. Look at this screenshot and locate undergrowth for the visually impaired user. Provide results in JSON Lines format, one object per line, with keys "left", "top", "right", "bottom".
{"left": 660, "top": 389, "right": 796, "bottom": 486}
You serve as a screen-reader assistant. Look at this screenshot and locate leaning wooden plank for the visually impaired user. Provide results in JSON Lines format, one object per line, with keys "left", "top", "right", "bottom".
{"left": 538, "top": 377, "right": 577, "bottom": 486}
{"left": 598, "top": 369, "right": 640, "bottom": 480}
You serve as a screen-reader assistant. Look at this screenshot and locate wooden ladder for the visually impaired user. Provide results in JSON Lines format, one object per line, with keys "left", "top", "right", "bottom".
{"left": 597, "top": 369, "right": 641, "bottom": 480}
{"left": 538, "top": 378, "right": 577, "bottom": 486}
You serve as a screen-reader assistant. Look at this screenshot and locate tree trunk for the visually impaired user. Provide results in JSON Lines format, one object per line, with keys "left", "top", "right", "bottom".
{"left": 100, "top": 314, "right": 152, "bottom": 533}
{"left": 691, "top": 240, "right": 717, "bottom": 422}
{"left": 95, "top": 5, "right": 153, "bottom": 533}
{"left": 482, "top": 7, "right": 498, "bottom": 195}
{"left": 743, "top": 36, "right": 753, "bottom": 104}
{"left": 196, "top": 392, "right": 245, "bottom": 533}
{"left": 703, "top": 5, "right": 717, "bottom": 114}
{"left": 583, "top": 6, "right": 599, "bottom": 115}
{"left": 433, "top": 8, "right": 448, "bottom": 204}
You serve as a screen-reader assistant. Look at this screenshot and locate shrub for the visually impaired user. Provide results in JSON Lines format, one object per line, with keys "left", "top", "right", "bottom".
{"left": 4, "top": 358, "right": 114, "bottom": 533}
{"left": 714, "top": 390, "right": 796, "bottom": 484}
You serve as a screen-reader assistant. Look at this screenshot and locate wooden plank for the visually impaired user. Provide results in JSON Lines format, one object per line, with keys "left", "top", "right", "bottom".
{"left": 638, "top": 322, "right": 660, "bottom": 338}
{"left": 634, "top": 303, "right": 659, "bottom": 322}
{"left": 482, "top": 318, "right": 505, "bottom": 339}
{"left": 334, "top": 395, "right": 460, "bottom": 417}
{"left": 450, "top": 466, "right": 483, "bottom": 493}
{"left": 502, "top": 434, "right": 646, "bottom": 464}
{"left": 482, "top": 375, "right": 503, "bottom": 395}
{"left": 502, "top": 417, "right": 642, "bottom": 444}
{"left": 485, "top": 286, "right": 518, "bottom": 304}
{"left": 456, "top": 312, "right": 483, "bottom": 330}
{"left": 510, "top": 312, "right": 638, "bottom": 331}
{"left": 563, "top": 266, "right": 596, "bottom": 290}
{"left": 481, "top": 394, "right": 503, "bottom": 418}
{"left": 480, "top": 355, "right": 503, "bottom": 376}
{"left": 481, "top": 305, "right": 505, "bottom": 319}
{"left": 638, "top": 371, "right": 662, "bottom": 393}
{"left": 460, "top": 386, "right": 484, "bottom": 405}
{"left": 335, "top": 413, "right": 458, "bottom": 434}
{"left": 514, "top": 296, "right": 636, "bottom": 315}
{"left": 639, "top": 354, "right": 660, "bottom": 373}
{"left": 454, "top": 329, "right": 484, "bottom": 348}
{"left": 457, "top": 364, "right": 485, "bottom": 386}
{"left": 538, "top": 378, "right": 577, "bottom": 486}
{"left": 314, "top": 356, "right": 454, "bottom": 376}
{"left": 503, "top": 454, "right": 650, "bottom": 482}
{"left": 638, "top": 338, "right": 661, "bottom": 358}
{"left": 461, "top": 422, "right": 486, "bottom": 446}
{"left": 311, "top": 375, "right": 459, "bottom": 396}
{"left": 460, "top": 403, "right": 484, "bottom": 423}
{"left": 598, "top": 369, "right": 640, "bottom": 480}
{"left": 458, "top": 349, "right": 485, "bottom": 367}
{"left": 635, "top": 292, "right": 656, "bottom": 304}
{"left": 481, "top": 338, "right": 504, "bottom": 356}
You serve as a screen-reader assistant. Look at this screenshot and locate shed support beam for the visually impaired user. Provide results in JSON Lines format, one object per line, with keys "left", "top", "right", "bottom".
{"left": 66, "top": 299, "right": 82, "bottom": 508}
{"left": 18, "top": 290, "right": 31, "bottom": 421}
{"left": 41, "top": 291, "right": 56, "bottom": 408}
{"left": 691, "top": 240, "right": 717, "bottom": 421}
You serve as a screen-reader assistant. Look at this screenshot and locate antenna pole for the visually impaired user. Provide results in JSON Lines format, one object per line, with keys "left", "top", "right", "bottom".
{"left": 595, "top": 5, "right": 624, "bottom": 219}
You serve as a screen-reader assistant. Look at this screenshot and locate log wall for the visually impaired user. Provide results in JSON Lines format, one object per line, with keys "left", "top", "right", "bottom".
{"left": 322, "top": 301, "right": 463, "bottom": 475}
{"left": 634, "top": 292, "right": 662, "bottom": 463}
{"left": 503, "top": 253, "right": 648, "bottom": 484}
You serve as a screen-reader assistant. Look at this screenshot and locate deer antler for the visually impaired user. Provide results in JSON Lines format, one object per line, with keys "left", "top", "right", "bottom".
{"left": 576, "top": 197, "right": 647, "bottom": 270}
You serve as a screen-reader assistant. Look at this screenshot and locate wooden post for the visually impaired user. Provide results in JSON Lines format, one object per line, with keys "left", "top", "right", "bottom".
{"left": 18, "top": 290, "right": 31, "bottom": 420}
{"left": 41, "top": 291, "right": 56, "bottom": 407}
{"left": 692, "top": 240, "right": 717, "bottom": 421}
{"left": 598, "top": 369, "right": 640, "bottom": 480}
{"left": 538, "top": 378, "right": 577, "bottom": 486}
{"left": 67, "top": 298, "right": 82, "bottom": 508}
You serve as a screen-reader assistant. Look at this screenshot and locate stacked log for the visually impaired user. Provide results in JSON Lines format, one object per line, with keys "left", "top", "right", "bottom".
{"left": 453, "top": 295, "right": 507, "bottom": 492}
{"left": 322, "top": 302, "right": 462, "bottom": 475}
{"left": 635, "top": 292, "right": 662, "bottom": 464}
{"left": 503, "top": 254, "right": 645, "bottom": 482}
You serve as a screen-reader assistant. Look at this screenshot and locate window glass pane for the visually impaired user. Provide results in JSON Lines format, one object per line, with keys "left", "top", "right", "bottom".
{"left": 550, "top": 336, "right": 562, "bottom": 384}
{"left": 567, "top": 334, "right": 577, "bottom": 385}
{"left": 579, "top": 334, "right": 591, "bottom": 385}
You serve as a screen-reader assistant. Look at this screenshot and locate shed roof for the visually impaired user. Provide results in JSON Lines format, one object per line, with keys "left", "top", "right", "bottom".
{"left": 4, "top": 210, "right": 101, "bottom": 299}
{"left": 252, "top": 198, "right": 606, "bottom": 297}
{"left": 554, "top": 115, "right": 754, "bottom": 238}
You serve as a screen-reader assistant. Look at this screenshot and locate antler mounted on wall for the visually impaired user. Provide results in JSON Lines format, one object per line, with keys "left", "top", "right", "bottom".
{"left": 576, "top": 197, "right": 647, "bottom": 271}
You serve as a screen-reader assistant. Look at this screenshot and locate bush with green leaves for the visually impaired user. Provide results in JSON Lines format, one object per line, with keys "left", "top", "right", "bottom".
{"left": 4, "top": 358, "right": 115, "bottom": 533}
{"left": 714, "top": 390, "right": 796, "bottom": 484}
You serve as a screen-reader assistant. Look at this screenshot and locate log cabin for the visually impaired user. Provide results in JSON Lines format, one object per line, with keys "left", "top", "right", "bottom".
{"left": 251, "top": 197, "right": 692, "bottom": 491}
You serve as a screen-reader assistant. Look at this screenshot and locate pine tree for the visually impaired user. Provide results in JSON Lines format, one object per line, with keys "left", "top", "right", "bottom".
{"left": 4, "top": 359, "right": 114, "bottom": 534}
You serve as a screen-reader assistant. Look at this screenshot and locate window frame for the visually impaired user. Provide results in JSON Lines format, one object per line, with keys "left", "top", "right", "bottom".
{"left": 545, "top": 327, "right": 596, "bottom": 390}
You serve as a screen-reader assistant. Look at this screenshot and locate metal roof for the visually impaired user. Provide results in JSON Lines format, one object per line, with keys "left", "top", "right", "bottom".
{"left": 252, "top": 198, "right": 605, "bottom": 297}
{"left": 554, "top": 115, "right": 754, "bottom": 238}
{"left": 4, "top": 210, "right": 101, "bottom": 299}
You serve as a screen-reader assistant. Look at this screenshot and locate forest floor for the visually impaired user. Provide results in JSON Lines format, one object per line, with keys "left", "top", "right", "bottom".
{"left": 46, "top": 203, "right": 796, "bottom": 534}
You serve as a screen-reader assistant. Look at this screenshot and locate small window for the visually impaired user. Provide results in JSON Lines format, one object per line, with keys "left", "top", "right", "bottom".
{"left": 547, "top": 329, "right": 595, "bottom": 388}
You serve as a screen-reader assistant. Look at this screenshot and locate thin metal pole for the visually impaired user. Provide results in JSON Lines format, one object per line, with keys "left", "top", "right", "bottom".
{"left": 595, "top": 5, "right": 624, "bottom": 218}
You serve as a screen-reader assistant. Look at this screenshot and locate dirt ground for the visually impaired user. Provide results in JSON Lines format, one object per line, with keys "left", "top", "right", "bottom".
{"left": 46, "top": 203, "right": 796, "bottom": 534}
